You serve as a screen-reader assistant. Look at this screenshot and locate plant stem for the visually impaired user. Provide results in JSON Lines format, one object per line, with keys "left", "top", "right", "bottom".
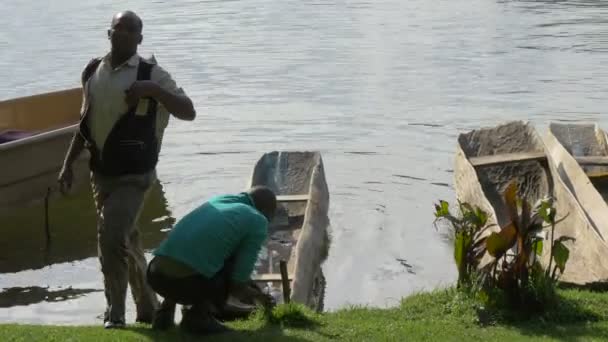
{"left": 551, "top": 264, "right": 558, "bottom": 280}
{"left": 547, "top": 220, "right": 555, "bottom": 278}
{"left": 461, "top": 229, "right": 466, "bottom": 287}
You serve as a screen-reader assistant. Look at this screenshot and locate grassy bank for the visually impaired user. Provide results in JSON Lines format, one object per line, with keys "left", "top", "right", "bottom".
{"left": 2, "top": 287, "right": 608, "bottom": 341}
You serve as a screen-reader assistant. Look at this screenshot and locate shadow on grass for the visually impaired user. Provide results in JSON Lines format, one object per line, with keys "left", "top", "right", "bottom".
{"left": 125, "top": 304, "right": 333, "bottom": 342}
{"left": 478, "top": 292, "right": 607, "bottom": 341}
{"left": 125, "top": 323, "right": 314, "bottom": 342}
{"left": 558, "top": 280, "right": 608, "bottom": 293}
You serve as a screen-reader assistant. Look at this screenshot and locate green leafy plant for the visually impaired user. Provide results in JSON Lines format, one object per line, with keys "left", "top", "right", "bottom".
{"left": 480, "top": 181, "right": 575, "bottom": 310}
{"left": 434, "top": 180, "right": 576, "bottom": 314}
{"left": 434, "top": 200, "right": 493, "bottom": 289}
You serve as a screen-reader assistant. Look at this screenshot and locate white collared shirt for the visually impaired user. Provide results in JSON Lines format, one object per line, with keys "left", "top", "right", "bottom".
{"left": 84, "top": 53, "right": 185, "bottom": 151}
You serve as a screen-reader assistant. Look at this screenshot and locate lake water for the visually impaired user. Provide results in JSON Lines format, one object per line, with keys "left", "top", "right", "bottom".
{"left": 1, "top": 0, "right": 608, "bottom": 325}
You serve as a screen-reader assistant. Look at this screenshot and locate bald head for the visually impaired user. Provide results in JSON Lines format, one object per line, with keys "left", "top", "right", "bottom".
{"left": 108, "top": 11, "right": 143, "bottom": 61}
{"left": 111, "top": 11, "right": 143, "bottom": 33}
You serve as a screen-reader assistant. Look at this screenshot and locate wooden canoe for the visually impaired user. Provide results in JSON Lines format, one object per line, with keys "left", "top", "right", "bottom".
{"left": 454, "top": 120, "right": 606, "bottom": 284}
{"left": 543, "top": 122, "right": 608, "bottom": 283}
{"left": 0, "top": 87, "right": 90, "bottom": 209}
{"left": 218, "top": 151, "right": 330, "bottom": 318}
{"left": 454, "top": 121, "right": 552, "bottom": 230}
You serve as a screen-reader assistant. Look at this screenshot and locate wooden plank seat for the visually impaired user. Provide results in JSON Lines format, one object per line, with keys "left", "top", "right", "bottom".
{"left": 252, "top": 273, "right": 294, "bottom": 282}
{"left": 469, "top": 152, "right": 547, "bottom": 168}
{"left": 276, "top": 194, "right": 310, "bottom": 202}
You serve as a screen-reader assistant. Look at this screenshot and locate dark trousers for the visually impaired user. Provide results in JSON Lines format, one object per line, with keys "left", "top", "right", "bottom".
{"left": 146, "top": 256, "right": 233, "bottom": 312}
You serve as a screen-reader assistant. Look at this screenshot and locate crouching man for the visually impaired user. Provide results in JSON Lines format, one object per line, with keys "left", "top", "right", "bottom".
{"left": 146, "top": 186, "right": 276, "bottom": 334}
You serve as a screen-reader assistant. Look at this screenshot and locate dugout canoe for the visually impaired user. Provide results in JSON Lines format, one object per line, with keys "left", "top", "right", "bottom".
{"left": 454, "top": 120, "right": 608, "bottom": 284}
{"left": 542, "top": 122, "right": 608, "bottom": 284}
{"left": 218, "top": 151, "right": 331, "bottom": 318}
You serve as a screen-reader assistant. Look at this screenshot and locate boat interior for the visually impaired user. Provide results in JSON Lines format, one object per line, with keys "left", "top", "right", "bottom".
{"left": 550, "top": 123, "right": 608, "bottom": 203}
{"left": 249, "top": 152, "right": 320, "bottom": 282}
{"left": 458, "top": 121, "right": 553, "bottom": 227}
{"left": 0, "top": 88, "right": 81, "bottom": 144}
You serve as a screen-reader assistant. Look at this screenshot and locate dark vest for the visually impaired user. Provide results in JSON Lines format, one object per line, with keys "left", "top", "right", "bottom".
{"left": 79, "top": 57, "right": 160, "bottom": 177}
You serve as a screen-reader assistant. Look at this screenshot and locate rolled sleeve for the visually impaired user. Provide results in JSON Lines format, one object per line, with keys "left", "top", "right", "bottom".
{"left": 150, "top": 62, "right": 188, "bottom": 135}
{"left": 151, "top": 63, "right": 185, "bottom": 95}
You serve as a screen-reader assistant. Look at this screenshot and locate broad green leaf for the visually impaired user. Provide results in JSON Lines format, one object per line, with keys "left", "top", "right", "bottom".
{"left": 553, "top": 240, "right": 570, "bottom": 274}
{"left": 486, "top": 223, "right": 517, "bottom": 258}
{"left": 475, "top": 207, "right": 488, "bottom": 227}
{"left": 462, "top": 205, "right": 488, "bottom": 228}
{"left": 454, "top": 231, "right": 473, "bottom": 268}
{"left": 434, "top": 200, "right": 450, "bottom": 218}
{"left": 537, "top": 198, "right": 556, "bottom": 224}
{"left": 454, "top": 231, "right": 465, "bottom": 269}
{"left": 534, "top": 239, "right": 543, "bottom": 256}
{"left": 460, "top": 202, "right": 474, "bottom": 214}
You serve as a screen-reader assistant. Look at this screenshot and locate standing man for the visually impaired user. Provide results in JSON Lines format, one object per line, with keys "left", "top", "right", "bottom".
{"left": 58, "top": 11, "right": 196, "bottom": 329}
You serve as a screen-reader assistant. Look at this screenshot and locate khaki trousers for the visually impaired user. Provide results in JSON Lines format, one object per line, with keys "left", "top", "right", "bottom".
{"left": 91, "top": 170, "right": 160, "bottom": 322}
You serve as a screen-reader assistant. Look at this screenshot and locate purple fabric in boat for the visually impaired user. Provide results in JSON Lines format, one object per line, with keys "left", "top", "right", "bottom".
{"left": 0, "top": 130, "right": 37, "bottom": 144}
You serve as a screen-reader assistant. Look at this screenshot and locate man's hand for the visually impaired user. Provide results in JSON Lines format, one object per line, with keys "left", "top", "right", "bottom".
{"left": 231, "top": 281, "right": 275, "bottom": 309}
{"left": 246, "top": 282, "right": 275, "bottom": 309}
{"left": 254, "top": 292, "right": 275, "bottom": 309}
{"left": 58, "top": 165, "right": 74, "bottom": 195}
{"left": 125, "top": 79, "right": 195, "bottom": 120}
{"left": 125, "top": 80, "right": 161, "bottom": 107}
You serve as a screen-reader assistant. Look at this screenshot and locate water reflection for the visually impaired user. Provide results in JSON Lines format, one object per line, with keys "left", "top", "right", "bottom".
{"left": 0, "top": 179, "right": 174, "bottom": 274}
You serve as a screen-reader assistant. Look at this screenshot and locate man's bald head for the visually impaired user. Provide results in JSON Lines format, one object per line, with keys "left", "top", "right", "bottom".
{"left": 108, "top": 11, "right": 144, "bottom": 60}
{"left": 111, "top": 11, "right": 143, "bottom": 33}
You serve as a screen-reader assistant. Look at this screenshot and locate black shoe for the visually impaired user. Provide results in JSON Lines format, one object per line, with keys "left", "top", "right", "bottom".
{"left": 152, "top": 301, "right": 176, "bottom": 330}
{"left": 180, "top": 306, "right": 233, "bottom": 335}
{"left": 136, "top": 314, "right": 154, "bottom": 325}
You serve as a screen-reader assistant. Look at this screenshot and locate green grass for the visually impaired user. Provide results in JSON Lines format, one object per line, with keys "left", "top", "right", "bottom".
{"left": 2, "top": 287, "right": 608, "bottom": 341}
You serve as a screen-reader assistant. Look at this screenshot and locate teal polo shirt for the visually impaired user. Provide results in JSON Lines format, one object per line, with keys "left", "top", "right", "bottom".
{"left": 153, "top": 192, "right": 268, "bottom": 282}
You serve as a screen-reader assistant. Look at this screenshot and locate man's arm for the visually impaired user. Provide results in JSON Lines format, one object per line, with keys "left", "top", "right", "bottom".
{"left": 58, "top": 133, "right": 85, "bottom": 193}
{"left": 228, "top": 231, "right": 272, "bottom": 305}
{"left": 153, "top": 87, "right": 195, "bottom": 121}
{"left": 126, "top": 63, "right": 196, "bottom": 121}
{"left": 58, "top": 59, "right": 96, "bottom": 194}
{"left": 63, "top": 133, "right": 85, "bottom": 168}
{"left": 230, "top": 232, "right": 265, "bottom": 283}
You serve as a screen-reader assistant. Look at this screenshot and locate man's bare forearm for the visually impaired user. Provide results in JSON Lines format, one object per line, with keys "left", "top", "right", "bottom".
{"left": 62, "top": 133, "right": 85, "bottom": 169}
{"left": 155, "top": 87, "right": 196, "bottom": 121}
